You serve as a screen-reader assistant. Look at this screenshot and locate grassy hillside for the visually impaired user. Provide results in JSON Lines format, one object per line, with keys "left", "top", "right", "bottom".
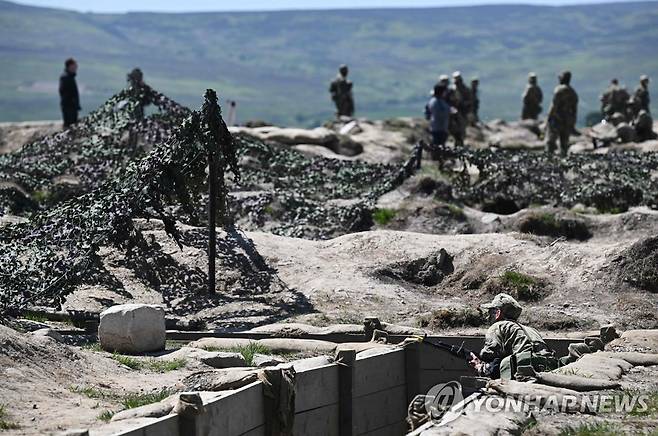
{"left": 0, "top": 0, "right": 657, "bottom": 126}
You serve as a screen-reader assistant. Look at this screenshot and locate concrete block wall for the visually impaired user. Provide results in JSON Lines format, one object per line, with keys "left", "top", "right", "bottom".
{"left": 112, "top": 335, "right": 590, "bottom": 436}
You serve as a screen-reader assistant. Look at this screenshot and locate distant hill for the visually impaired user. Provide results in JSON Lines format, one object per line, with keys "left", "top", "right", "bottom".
{"left": 0, "top": 0, "right": 657, "bottom": 126}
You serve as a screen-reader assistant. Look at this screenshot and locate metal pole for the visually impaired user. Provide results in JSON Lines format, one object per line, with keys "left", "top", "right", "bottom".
{"left": 207, "top": 151, "right": 217, "bottom": 295}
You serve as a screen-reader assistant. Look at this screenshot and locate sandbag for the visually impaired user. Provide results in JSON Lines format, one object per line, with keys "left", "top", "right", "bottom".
{"left": 596, "top": 351, "right": 658, "bottom": 366}
{"left": 189, "top": 337, "right": 337, "bottom": 354}
{"left": 607, "top": 330, "right": 658, "bottom": 353}
{"left": 535, "top": 371, "right": 621, "bottom": 392}
{"left": 181, "top": 368, "right": 259, "bottom": 392}
{"left": 247, "top": 322, "right": 364, "bottom": 336}
{"left": 111, "top": 395, "right": 177, "bottom": 421}
{"left": 487, "top": 379, "right": 585, "bottom": 413}
{"left": 555, "top": 354, "right": 631, "bottom": 380}
{"left": 418, "top": 394, "right": 531, "bottom": 435}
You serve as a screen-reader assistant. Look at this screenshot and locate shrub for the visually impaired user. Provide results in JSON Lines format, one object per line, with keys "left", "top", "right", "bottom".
{"left": 372, "top": 208, "right": 396, "bottom": 225}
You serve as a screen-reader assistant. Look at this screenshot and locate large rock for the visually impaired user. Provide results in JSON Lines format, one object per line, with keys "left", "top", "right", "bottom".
{"left": 99, "top": 304, "right": 166, "bottom": 353}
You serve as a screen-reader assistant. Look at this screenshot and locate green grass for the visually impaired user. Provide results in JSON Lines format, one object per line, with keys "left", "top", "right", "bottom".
{"left": 97, "top": 410, "right": 115, "bottom": 422}
{"left": 146, "top": 358, "right": 187, "bottom": 373}
{"left": 111, "top": 353, "right": 143, "bottom": 370}
{"left": 82, "top": 342, "right": 103, "bottom": 352}
{"left": 110, "top": 353, "right": 186, "bottom": 372}
{"left": 230, "top": 342, "right": 271, "bottom": 366}
{"left": 204, "top": 341, "right": 272, "bottom": 365}
{"left": 447, "top": 204, "right": 465, "bottom": 219}
{"left": 120, "top": 389, "right": 173, "bottom": 410}
{"left": 69, "top": 385, "right": 112, "bottom": 400}
{"left": 372, "top": 208, "right": 396, "bottom": 226}
{"left": 558, "top": 422, "right": 619, "bottom": 436}
{"left": 0, "top": 404, "right": 20, "bottom": 430}
{"left": 20, "top": 310, "right": 48, "bottom": 323}
{"left": 499, "top": 270, "right": 544, "bottom": 301}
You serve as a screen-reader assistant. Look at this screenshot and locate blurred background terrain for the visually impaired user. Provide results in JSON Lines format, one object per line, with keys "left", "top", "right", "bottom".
{"left": 0, "top": 0, "right": 657, "bottom": 126}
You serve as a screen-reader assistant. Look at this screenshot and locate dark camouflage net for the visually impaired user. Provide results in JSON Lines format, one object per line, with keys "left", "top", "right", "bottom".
{"left": 0, "top": 85, "right": 411, "bottom": 315}
{"left": 428, "top": 144, "right": 658, "bottom": 213}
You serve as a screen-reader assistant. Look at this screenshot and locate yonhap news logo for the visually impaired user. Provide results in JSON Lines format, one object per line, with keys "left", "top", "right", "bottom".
{"left": 424, "top": 381, "right": 464, "bottom": 423}
{"left": 423, "top": 381, "right": 650, "bottom": 424}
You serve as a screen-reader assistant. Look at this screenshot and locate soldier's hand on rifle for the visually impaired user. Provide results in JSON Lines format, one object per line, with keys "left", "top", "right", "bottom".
{"left": 468, "top": 353, "right": 487, "bottom": 374}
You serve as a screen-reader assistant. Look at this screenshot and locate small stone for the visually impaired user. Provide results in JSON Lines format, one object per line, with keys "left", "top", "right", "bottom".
{"left": 31, "top": 328, "right": 64, "bottom": 342}
{"left": 252, "top": 354, "right": 286, "bottom": 367}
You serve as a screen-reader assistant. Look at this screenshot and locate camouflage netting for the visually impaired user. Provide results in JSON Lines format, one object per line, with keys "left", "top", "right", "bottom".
{"left": 429, "top": 144, "right": 658, "bottom": 213}
{"left": 0, "top": 84, "right": 412, "bottom": 316}
{"left": 0, "top": 82, "right": 190, "bottom": 214}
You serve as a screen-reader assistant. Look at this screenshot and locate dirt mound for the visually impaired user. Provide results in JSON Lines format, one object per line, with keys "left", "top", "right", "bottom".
{"left": 515, "top": 210, "right": 591, "bottom": 240}
{"left": 614, "top": 236, "right": 658, "bottom": 293}
{"left": 374, "top": 248, "right": 454, "bottom": 286}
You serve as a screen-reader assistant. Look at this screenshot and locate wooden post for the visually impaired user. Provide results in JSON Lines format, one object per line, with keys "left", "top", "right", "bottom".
{"left": 207, "top": 151, "right": 217, "bottom": 295}
{"left": 404, "top": 341, "right": 421, "bottom": 405}
{"left": 335, "top": 348, "right": 355, "bottom": 436}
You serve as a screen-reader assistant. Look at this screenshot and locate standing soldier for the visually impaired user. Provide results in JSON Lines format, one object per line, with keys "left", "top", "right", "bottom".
{"left": 329, "top": 64, "right": 355, "bottom": 118}
{"left": 634, "top": 75, "right": 651, "bottom": 114}
{"left": 448, "top": 71, "right": 469, "bottom": 146}
{"left": 521, "top": 73, "right": 543, "bottom": 120}
{"left": 546, "top": 70, "right": 579, "bottom": 157}
{"left": 600, "top": 78, "right": 630, "bottom": 121}
{"left": 471, "top": 77, "right": 480, "bottom": 125}
{"left": 59, "top": 58, "right": 80, "bottom": 128}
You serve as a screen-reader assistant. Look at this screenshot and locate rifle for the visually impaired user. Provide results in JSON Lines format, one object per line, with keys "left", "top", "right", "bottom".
{"left": 411, "top": 335, "right": 479, "bottom": 361}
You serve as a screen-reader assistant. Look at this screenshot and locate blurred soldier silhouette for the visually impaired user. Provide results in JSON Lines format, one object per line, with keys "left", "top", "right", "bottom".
{"left": 521, "top": 73, "right": 543, "bottom": 120}
{"left": 634, "top": 75, "right": 651, "bottom": 115}
{"left": 329, "top": 64, "right": 354, "bottom": 118}
{"left": 59, "top": 58, "right": 80, "bottom": 128}
{"left": 546, "top": 70, "right": 578, "bottom": 157}
{"left": 600, "top": 78, "right": 630, "bottom": 121}
{"left": 126, "top": 67, "right": 145, "bottom": 87}
{"left": 471, "top": 77, "right": 480, "bottom": 125}
{"left": 425, "top": 83, "right": 450, "bottom": 147}
{"left": 126, "top": 68, "right": 148, "bottom": 119}
{"left": 447, "top": 71, "right": 468, "bottom": 147}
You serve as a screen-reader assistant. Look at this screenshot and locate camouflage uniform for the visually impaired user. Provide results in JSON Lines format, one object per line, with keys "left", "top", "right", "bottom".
{"left": 600, "top": 79, "right": 630, "bottom": 121}
{"left": 546, "top": 71, "right": 578, "bottom": 157}
{"left": 447, "top": 72, "right": 469, "bottom": 147}
{"left": 471, "top": 77, "right": 480, "bottom": 124}
{"left": 329, "top": 65, "right": 355, "bottom": 118}
{"left": 634, "top": 109, "right": 657, "bottom": 141}
{"left": 521, "top": 73, "right": 543, "bottom": 120}
{"left": 634, "top": 75, "right": 651, "bottom": 115}
{"left": 479, "top": 293, "right": 557, "bottom": 379}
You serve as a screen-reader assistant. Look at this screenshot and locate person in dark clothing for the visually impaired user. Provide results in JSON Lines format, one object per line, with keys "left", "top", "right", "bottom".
{"left": 59, "top": 58, "right": 80, "bottom": 128}
{"left": 425, "top": 84, "right": 450, "bottom": 146}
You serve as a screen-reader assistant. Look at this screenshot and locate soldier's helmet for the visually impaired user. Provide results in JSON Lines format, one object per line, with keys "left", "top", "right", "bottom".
{"left": 481, "top": 293, "right": 523, "bottom": 320}
{"left": 439, "top": 74, "right": 450, "bottom": 84}
{"left": 471, "top": 76, "right": 479, "bottom": 84}
{"left": 640, "top": 75, "right": 650, "bottom": 83}
{"left": 528, "top": 72, "right": 537, "bottom": 84}
{"left": 452, "top": 71, "right": 462, "bottom": 81}
{"left": 559, "top": 70, "right": 572, "bottom": 85}
{"left": 339, "top": 64, "right": 349, "bottom": 75}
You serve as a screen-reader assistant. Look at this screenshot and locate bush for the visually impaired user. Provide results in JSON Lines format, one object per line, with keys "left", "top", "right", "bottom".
{"left": 418, "top": 307, "right": 485, "bottom": 330}
{"left": 372, "top": 208, "right": 396, "bottom": 225}
{"left": 517, "top": 212, "right": 591, "bottom": 241}
{"left": 485, "top": 270, "right": 548, "bottom": 301}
